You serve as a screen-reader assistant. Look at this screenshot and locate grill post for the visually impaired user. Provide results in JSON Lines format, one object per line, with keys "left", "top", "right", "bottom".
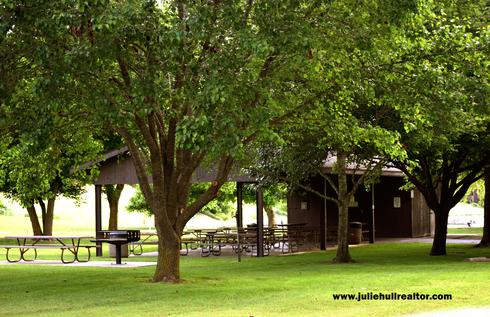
{"left": 95, "top": 185, "right": 103, "bottom": 256}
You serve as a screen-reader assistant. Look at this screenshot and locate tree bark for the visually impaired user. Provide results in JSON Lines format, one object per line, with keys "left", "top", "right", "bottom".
{"left": 477, "top": 168, "right": 490, "bottom": 247}
{"left": 153, "top": 214, "right": 181, "bottom": 283}
{"left": 43, "top": 198, "right": 55, "bottom": 236}
{"left": 334, "top": 152, "right": 351, "bottom": 263}
{"left": 105, "top": 184, "right": 125, "bottom": 231}
{"left": 26, "top": 205, "right": 43, "bottom": 236}
{"left": 264, "top": 205, "right": 275, "bottom": 227}
{"left": 38, "top": 198, "right": 55, "bottom": 236}
{"left": 120, "top": 110, "right": 234, "bottom": 283}
{"left": 430, "top": 209, "right": 449, "bottom": 255}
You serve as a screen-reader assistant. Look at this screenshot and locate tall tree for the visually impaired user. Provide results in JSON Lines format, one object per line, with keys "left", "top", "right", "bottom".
{"left": 477, "top": 168, "right": 490, "bottom": 247}
{"left": 2, "top": 1, "right": 319, "bottom": 282}
{"left": 386, "top": 2, "right": 490, "bottom": 255}
{"left": 248, "top": 0, "right": 414, "bottom": 262}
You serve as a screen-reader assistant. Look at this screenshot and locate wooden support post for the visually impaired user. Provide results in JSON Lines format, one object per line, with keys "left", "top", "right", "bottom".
{"left": 369, "top": 184, "right": 375, "bottom": 244}
{"left": 236, "top": 182, "right": 243, "bottom": 229}
{"left": 320, "top": 179, "right": 327, "bottom": 250}
{"left": 236, "top": 182, "right": 243, "bottom": 263}
{"left": 256, "top": 189, "right": 264, "bottom": 257}
{"left": 95, "top": 184, "right": 103, "bottom": 256}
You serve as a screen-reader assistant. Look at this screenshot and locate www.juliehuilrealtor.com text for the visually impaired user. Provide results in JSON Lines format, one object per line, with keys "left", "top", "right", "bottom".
{"left": 332, "top": 292, "right": 452, "bottom": 302}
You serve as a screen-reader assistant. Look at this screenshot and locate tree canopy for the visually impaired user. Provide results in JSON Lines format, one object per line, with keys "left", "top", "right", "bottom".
{"left": 1, "top": 0, "right": 488, "bottom": 281}
{"left": 1, "top": 0, "right": 322, "bottom": 282}
{"left": 384, "top": 1, "right": 490, "bottom": 255}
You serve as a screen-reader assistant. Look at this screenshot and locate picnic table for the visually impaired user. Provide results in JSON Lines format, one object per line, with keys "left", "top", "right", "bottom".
{"left": 129, "top": 231, "right": 158, "bottom": 255}
{"left": 276, "top": 223, "right": 307, "bottom": 253}
{"left": 2, "top": 235, "right": 94, "bottom": 263}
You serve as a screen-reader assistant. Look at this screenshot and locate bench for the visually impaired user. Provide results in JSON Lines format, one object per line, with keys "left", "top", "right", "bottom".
{"left": 1, "top": 244, "right": 96, "bottom": 263}
{"left": 130, "top": 241, "right": 159, "bottom": 255}
{"left": 180, "top": 238, "right": 201, "bottom": 256}
{"left": 131, "top": 239, "right": 201, "bottom": 256}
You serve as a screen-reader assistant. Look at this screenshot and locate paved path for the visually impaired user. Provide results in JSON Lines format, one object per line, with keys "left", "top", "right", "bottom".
{"left": 380, "top": 235, "right": 480, "bottom": 245}
{"left": 0, "top": 260, "right": 156, "bottom": 268}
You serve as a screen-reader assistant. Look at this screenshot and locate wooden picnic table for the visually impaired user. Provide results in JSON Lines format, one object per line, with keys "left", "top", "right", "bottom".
{"left": 2, "top": 235, "right": 94, "bottom": 263}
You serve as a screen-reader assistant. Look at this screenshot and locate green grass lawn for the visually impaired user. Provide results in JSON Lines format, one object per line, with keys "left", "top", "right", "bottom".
{"left": 1, "top": 243, "right": 490, "bottom": 317}
{"left": 447, "top": 227, "right": 483, "bottom": 235}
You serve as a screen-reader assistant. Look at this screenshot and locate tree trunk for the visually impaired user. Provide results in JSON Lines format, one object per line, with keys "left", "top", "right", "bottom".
{"left": 430, "top": 209, "right": 449, "bottom": 255}
{"left": 43, "top": 198, "right": 55, "bottom": 236}
{"left": 153, "top": 215, "right": 181, "bottom": 283}
{"left": 105, "top": 184, "right": 125, "bottom": 231}
{"left": 26, "top": 205, "right": 43, "bottom": 236}
{"left": 264, "top": 205, "right": 275, "bottom": 227}
{"left": 334, "top": 152, "right": 351, "bottom": 263}
{"left": 120, "top": 123, "right": 234, "bottom": 283}
{"left": 477, "top": 168, "right": 490, "bottom": 247}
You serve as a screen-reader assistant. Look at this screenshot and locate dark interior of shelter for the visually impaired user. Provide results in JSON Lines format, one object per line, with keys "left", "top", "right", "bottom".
{"left": 287, "top": 175, "right": 432, "bottom": 248}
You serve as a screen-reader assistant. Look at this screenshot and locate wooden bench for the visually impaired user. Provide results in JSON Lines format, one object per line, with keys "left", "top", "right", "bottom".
{"left": 1, "top": 244, "right": 96, "bottom": 263}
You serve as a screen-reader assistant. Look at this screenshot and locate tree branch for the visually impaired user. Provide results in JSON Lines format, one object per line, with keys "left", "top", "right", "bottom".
{"left": 116, "top": 56, "right": 131, "bottom": 88}
{"left": 176, "top": 155, "right": 234, "bottom": 231}
{"left": 242, "top": 0, "right": 254, "bottom": 26}
{"left": 319, "top": 171, "right": 339, "bottom": 196}
{"left": 117, "top": 128, "right": 153, "bottom": 200}
{"left": 297, "top": 183, "right": 339, "bottom": 205}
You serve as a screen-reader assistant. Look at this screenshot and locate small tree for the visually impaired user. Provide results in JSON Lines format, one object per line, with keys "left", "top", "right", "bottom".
{"left": 0, "top": 13, "right": 102, "bottom": 235}
{"left": 104, "top": 184, "right": 125, "bottom": 231}
{"left": 97, "top": 134, "right": 127, "bottom": 230}
{"left": 0, "top": 133, "right": 100, "bottom": 235}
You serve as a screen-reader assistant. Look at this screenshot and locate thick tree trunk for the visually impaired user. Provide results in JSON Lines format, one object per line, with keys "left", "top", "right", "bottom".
{"left": 264, "top": 205, "right": 275, "bottom": 227}
{"left": 121, "top": 120, "right": 234, "bottom": 283}
{"left": 26, "top": 205, "right": 43, "bottom": 236}
{"left": 153, "top": 215, "right": 181, "bottom": 283}
{"left": 335, "top": 202, "right": 351, "bottom": 262}
{"left": 42, "top": 198, "right": 55, "bottom": 236}
{"left": 105, "top": 184, "right": 125, "bottom": 231}
{"left": 334, "top": 152, "right": 351, "bottom": 263}
{"left": 35, "top": 198, "right": 56, "bottom": 236}
{"left": 477, "top": 169, "right": 490, "bottom": 247}
{"left": 430, "top": 210, "right": 449, "bottom": 255}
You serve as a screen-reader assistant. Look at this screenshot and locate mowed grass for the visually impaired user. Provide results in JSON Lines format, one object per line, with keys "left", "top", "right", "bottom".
{"left": 447, "top": 227, "right": 483, "bottom": 235}
{"left": 1, "top": 243, "right": 490, "bottom": 317}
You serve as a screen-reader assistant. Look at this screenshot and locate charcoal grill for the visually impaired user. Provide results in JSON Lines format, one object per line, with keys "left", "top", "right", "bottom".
{"left": 92, "top": 230, "right": 140, "bottom": 264}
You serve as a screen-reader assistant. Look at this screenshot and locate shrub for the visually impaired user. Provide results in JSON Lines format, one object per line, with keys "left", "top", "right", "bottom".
{"left": 0, "top": 199, "right": 12, "bottom": 216}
